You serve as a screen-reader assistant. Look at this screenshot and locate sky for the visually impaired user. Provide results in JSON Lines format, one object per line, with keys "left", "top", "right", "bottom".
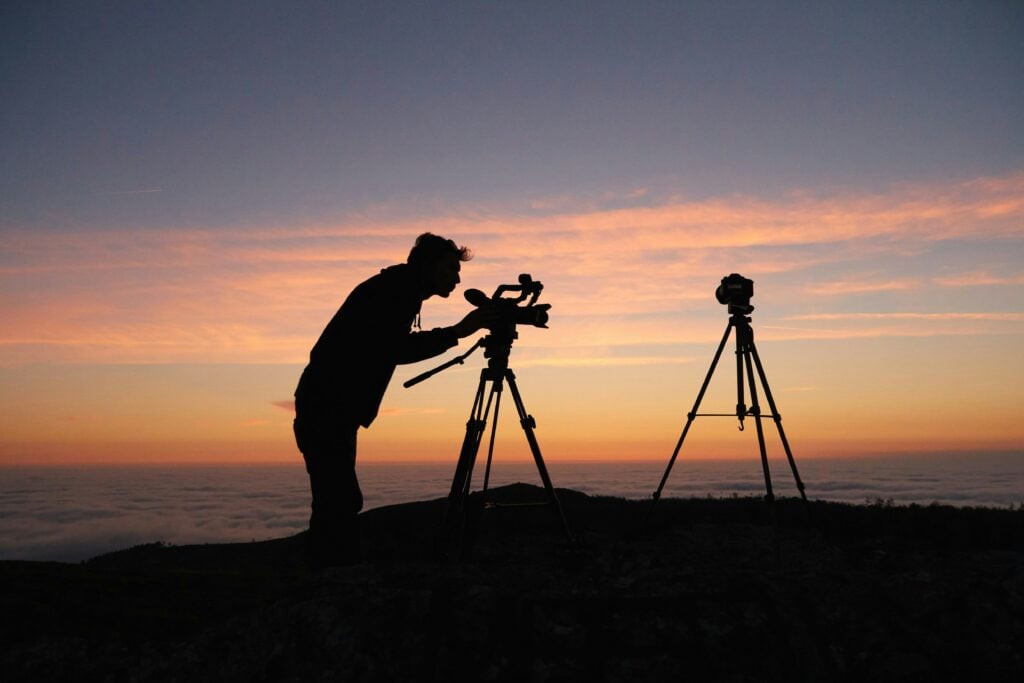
{"left": 2, "top": 1, "right": 1022, "bottom": 466}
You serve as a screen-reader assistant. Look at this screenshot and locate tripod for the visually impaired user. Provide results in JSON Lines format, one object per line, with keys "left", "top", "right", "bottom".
{"left": 405, "top": 331, "right": 572, "bottom": 558}
{"left": 652, "top": 308, "right": 808, "bottom": 506}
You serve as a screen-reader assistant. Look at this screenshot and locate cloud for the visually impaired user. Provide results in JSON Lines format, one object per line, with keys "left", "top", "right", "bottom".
{"left": 760, "top": 311, "right": 1024, "bottom": 341}
{"left": 813, "top": 270, "right": 1024, "bottom": 295}
{"left": 2, "top": 456, "right": 1019, "bottom": 561}
{"left": 378, "top": 407, "right": 447, "bottom": 416}
{"left": 786, "top": 313, "right": 1024, "bottom": 321}
{"left": 2, "top": 172, "right": 1022, "bottom": 364}
{"left": 0, "top": 465, "right": 313, "bottom": 562}
{"left": 271, "top": 400, "right": 296, "bottom": 413}
{"left": 813, "top": 277, "right": 922, "bottom": 295}
{"left": 932, "top": 271, "right": 1024, "bottom": 288}
{"left": 512, "top": 355, "right": 697, "bottom": 369}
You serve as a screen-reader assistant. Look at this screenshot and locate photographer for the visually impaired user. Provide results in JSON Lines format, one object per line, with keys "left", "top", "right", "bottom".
{"left": 294, "top": 233, "right": 493, "bottom": 567}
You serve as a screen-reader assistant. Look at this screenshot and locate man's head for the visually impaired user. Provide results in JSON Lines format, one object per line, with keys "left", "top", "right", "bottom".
{"left": 407, "top": 233, "right": 472, "bottom": 299}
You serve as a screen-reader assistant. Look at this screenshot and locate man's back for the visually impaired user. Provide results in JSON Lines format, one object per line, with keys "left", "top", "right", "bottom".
{"left": 295, "top": 263, "right": 456, "bottom": 427}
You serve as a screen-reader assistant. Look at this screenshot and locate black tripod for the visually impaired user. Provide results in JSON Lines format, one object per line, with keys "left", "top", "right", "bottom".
{"left": 652, "top": 308, "right": 808, "bottom": 506}
{"left": 405, "top": 331, "right": 572, "bottom": 558}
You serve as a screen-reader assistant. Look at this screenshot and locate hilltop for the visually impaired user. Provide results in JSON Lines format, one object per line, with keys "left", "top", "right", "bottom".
{"left": 2, "top": 485, "right": 1022, "bottom": 681}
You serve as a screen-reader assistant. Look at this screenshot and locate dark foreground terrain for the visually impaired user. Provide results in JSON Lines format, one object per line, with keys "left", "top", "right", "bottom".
{"left": 3, "top": 485, "right": 1022, "bottom": 682}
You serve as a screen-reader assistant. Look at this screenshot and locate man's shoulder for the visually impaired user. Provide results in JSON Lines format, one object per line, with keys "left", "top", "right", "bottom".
{"left": 354, "top": 263, "right": 413, "bottom": 294}
{"left": 342, "top": 263, "right": 419, "bottom": 315}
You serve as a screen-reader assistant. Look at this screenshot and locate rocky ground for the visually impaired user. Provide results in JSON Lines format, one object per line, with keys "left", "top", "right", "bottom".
{"left": 3, "top": 485, "right": 1023, "bottom": 682}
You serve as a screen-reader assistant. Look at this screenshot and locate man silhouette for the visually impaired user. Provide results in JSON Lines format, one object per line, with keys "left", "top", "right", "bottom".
{"left": 294, "top": 233, "right": 492, "bottom": 566}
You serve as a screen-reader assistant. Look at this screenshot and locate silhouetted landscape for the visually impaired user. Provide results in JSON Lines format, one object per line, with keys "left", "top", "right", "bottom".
{"left": 3, "top": 484, "right": 1022, "bottom": 681}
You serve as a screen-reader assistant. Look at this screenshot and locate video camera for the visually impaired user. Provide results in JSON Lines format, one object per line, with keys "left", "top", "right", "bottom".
{"left": 715, "top": 273, "right": 754, "bottom": 315}
{"left": 403, "top": 274, "right": 549, "bottom": 388}
{"left": 465, "top": 274, "right": 550, "bottom": 331}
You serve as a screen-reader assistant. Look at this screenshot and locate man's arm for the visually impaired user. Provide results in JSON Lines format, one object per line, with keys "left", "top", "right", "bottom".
{"left": 392, "top": 327, "right": 459, "bottom": 364}
{"left": 392, "top": 308, "right": 495, "bottom": 364}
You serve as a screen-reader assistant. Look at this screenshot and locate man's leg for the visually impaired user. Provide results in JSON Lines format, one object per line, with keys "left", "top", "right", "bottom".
{"left": 296, "top": 419, "right": 362, "bottom": 566}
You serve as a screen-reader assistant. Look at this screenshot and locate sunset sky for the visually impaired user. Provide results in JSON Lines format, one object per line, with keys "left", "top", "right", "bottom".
{"left": 2, "top": 1, "right": 1022, "bottom": 466}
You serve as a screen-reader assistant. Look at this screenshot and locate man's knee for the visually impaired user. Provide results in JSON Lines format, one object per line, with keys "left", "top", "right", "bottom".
{"left": 303, "top": 449, "right": 363, "bottom": 515}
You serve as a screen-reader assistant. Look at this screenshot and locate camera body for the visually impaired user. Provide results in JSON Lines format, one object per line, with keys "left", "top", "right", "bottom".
{"left": 465, "top": 274, "right": 550, "bottom": 331}
{"left": 715, "top": 273, "right": 754, "bottom": 315}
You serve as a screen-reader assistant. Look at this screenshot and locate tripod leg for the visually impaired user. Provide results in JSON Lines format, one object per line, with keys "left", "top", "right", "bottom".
{"left": 448, "top": 377, "right": 488, "bottom": 503}
{"left": 742, "top": 343, "right": 775, "bottom": 503}
{"left": 735, "top": 321, "right": 747, "bottom": 431}
{"left": 749, "top": 342, "right": 809, "bottom": 504}
{"left": 481, "top": 380, "right": 503, "bottom": 493}
{"left": 444, "top": 376, "right": 501, "bottom": 559}
{"left": 653, "top": 321, "right": 734, "bottom": 502}
{"left": 505, "top": 370, "right": 573, "bottom": 542}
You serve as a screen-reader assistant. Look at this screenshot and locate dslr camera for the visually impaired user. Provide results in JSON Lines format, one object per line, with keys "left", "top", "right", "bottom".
{"left": 465, "top": 274, "right": 550, "bottom": 331}
{"left": 715, "top": 273, "right": 754, "bottom": 315}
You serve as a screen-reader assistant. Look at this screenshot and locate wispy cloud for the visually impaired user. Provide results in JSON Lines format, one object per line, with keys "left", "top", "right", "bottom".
{"left": 787, "top": 313, "right": 1024, "bottom": 321}
{"left": 813, "top": 270, "right": 1024, "bottom": 295}
{"left": 2, "top": 173, "right": 1022, "bottom": 364}
{"left": 813, "top": 277, "right": 922, "bottom": 295}
{"left": 932, "top": 271, "right": 1024, "bottom": 288}
{"left": 513, "top": 355, "right": 697, "bottom": 369}
{"left": 378, "top": 407, "right": 447, "bottom": 416}
{"left": 761, "top": 310, "right": 1024, "bottom": 341}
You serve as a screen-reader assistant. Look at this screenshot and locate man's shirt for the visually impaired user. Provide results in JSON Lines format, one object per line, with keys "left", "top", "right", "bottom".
{"left": 295, "top": 263, "right": 458, "bottom": 427}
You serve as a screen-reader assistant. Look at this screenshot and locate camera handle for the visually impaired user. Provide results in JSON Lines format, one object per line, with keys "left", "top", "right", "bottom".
{"left": 403, "top": 338, "right": 484, "bottom": 388}
{"left": 493, "top": 274, "right": 542, "bottom": 306}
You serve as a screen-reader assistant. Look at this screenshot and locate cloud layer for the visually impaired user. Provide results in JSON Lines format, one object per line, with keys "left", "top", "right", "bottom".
{"left": 2, "top": 173, "right": 1022, "bottom": 366}
{"left": 2, "top": 455, "right": 1020, "bottom": 562}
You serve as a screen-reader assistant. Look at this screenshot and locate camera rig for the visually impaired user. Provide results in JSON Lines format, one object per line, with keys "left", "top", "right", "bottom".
{"left": 404, "top": 274, "right": 551, "bottom": 387}
{"left": 403, "top": 274, "right": 571, "bottom": 559}
{"left": 651, "top": 273, "right": 809, "bottom": 515}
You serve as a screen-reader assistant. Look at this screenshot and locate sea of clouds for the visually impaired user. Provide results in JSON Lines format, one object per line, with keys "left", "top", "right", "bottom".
{"left": 1, "top": 453, "right": 1021, "bottom": 563}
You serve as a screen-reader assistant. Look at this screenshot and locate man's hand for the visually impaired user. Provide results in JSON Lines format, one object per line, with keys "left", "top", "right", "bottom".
{"left": 451, "top": 307, "right": 499, "bottom": 338}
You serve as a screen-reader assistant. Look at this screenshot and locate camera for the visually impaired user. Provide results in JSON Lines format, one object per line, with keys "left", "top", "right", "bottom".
{"left": 715, "top": 273, "right": 754, "bottom": 314}
{"left": 464, "top": 274, "right": 550, "bottom": 330}
{"left": 403, "top": 275, "right": 551, "bottom": 388}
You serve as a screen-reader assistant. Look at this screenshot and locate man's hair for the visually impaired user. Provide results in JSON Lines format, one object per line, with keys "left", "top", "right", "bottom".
{"left": 407, "top": 232, "right": 472, "bottom": 266}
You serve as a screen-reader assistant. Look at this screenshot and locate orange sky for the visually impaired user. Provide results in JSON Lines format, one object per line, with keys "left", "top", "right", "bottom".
{"left": 2, "top": 174, "right": 1022, "bottom": 465}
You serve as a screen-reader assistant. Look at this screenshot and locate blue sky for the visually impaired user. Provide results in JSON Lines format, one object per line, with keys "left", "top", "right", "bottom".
{"left": 4, "top": 1, "right": 1021, "bottom": 229}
